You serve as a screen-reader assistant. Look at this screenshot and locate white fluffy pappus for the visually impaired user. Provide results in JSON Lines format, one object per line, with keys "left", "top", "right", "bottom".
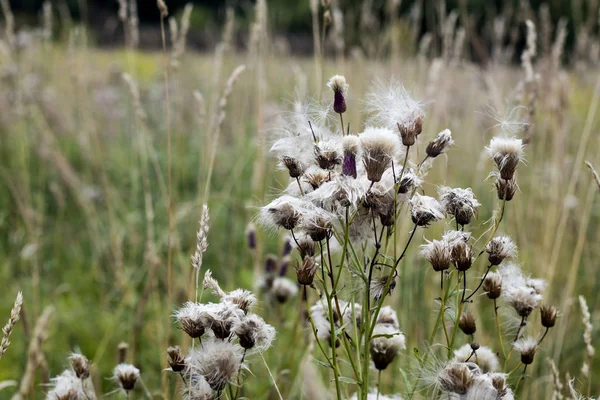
{"left": 410, "top": 193, "right": 445, "bottom": 226}
{"left": 46, "top": 370, "right": 92, "bottom": 400}
{"left": 453, "top": 344, "right": 500, "bottom": 372}
{"left": 185, "top": 339, "right": 244, "bottom": 392}
{"left": 364, "top": 79, "right": 425, "bottom": 132}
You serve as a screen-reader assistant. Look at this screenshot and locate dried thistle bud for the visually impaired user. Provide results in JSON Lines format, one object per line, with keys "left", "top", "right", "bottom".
{"left": 303, "top": 214, "right": 332, "bottom": 242}
{"left": 458, "top": 311, "right": 477, "bottom": 335}
{"left": 470, "top": 342, "right": 480, "bottom": 351}
{"left": 540, "top": 304, "right": 558, "bottom": 328}
{"left": 175, "top": 303, "right": 209, "bottom": 339}
{"left": 370, "top": 324, "right": 406, "bottom": 370}
{"left": 514, "top": 337, "right": 537, "bottom": 364}
{"left": 69, "top": 353, "right": 90, "bottom": 379}
{"left": 438, "top": 362, "right": 473, "bottom": 395}
{"left": 295, "top": 256, "right": 318, "bottom": 285}
{"left": 426, "top": 129, "right": 453, "bottom": 158}
{"left": 370, "top": 276, "right": 396, "bottom": 301}
{"left": 246, "top": 223, "right": 256, "bottom": 250}
{"left": 295, "top": 236, "right": 316, "bottom": 258}
{"left": 281, "top": 156, "right": 304, "bottom": 178}
{"left": 451, "top": 241, "right": 473, "bottom": 271}
{"left": 167, "top": 346, "right": 186, "bottom": 372}
{"left": 483, "top": 272, "right": 502, "bottom": 300}
{"left": 397, "top": 117, "right": 423, "bottom": 147}
{"left": 117, "top": 343, "right": 129, "bottom": 364}
{"left": 279, "top": 255, "right": 290, "bottom": 276}
{"left": 327, "top": 75, "right": 348, "bottom": 114}
{"left": 438, "top": 186, "right": 480, "bottom": 226}
{"left": 234, "top": 314, "right": 275, "bottom": 351}
{"left": 486, "top": 137, "right": 525, "bottom": 180}
{"left": 410, "top": 194, "right": 444, "bottom": 226}
{"left": 305, "top": 169, "right": 330, "bottom": 189}
{"left": 495, "top": 177, "right": 517, "bottom": 201}
{"left": 360, "top": 127, "right": 400, "bottom": 183}
{"left": 113, "top": 363, "right": 140, "bottom": 391}
{"left": 485, "top": 236, "right": 517, "bottom": 266}
{"left": 420, "top": 239, "right": 452, "bottom": 272}
{"left": 315, "top": 141, "right": 343, "bottom": 170}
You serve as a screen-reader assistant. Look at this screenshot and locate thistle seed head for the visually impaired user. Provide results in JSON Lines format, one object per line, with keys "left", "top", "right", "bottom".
{"left": 295, "top": 256, "right": 318, "bottom": 285}
{"left": 485, "top": 236, "right": 517, "bottom": 266}
{"left": 420, "top": 239, "right": 452, "bottom": 272}
{"left": 513, "top": 337, "right": 537, "bottom": 364}
{"left": 483, "top": 272, "right": 502, "bottom": 300}
{"left": 69, "top": 353, "right": 90, "bottom": 379}
{"left": 360, "top": 127, "right": 401, "bottom": 183}
{"left": 167, "top": 346, "right": 186, "bottom": 372}
{"left": 370, "top": 324, "right": 406, "bottom": 370}
{"left": 540, "top": 304, "right": 558, "bottom": 328}
{"left": 280, "top": 156, "right": 304, "bottom": 178}
{"left": 486, "top": 137, "right": 525, "bottom": 180}
{"left": 410, "top": 193, "right": 444, "bottom": 226}
{"left": 495, "top": 176, "right": 518, "bottom": 201}
{"left": 113, "top": 363, "right": 140, "bottom": 391}
{"left": 426, "top": 129, "right": 454, "bottom": 158}
{"left": 458, "top": 311, "right": 477, "bottom": 335}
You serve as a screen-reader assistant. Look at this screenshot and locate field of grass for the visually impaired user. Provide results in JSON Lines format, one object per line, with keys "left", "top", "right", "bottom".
{"left": 1, "top": 3, "right": 600, "bottom": 400}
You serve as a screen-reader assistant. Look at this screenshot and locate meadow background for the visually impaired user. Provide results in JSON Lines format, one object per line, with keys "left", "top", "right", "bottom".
{"left": 0, "top": 0, "right": 599, "bottom": 398}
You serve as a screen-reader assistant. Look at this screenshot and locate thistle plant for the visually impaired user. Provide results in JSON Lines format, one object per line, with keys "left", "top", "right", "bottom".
{"left": 256, "top": 75, "right": 558, "bottom": 399}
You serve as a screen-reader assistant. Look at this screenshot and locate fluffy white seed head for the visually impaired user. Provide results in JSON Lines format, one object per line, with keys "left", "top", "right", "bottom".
{"left": 364, "top": 80, "right": 425, "bottom": 141}
{"left": 513, "top": 337, "right": 537, "bottom": 364}
{"left": 46, "top": 370, "right": 88, "bottom": 400}
{"left": 421, "top": 239, "right": 452, "bottom": 272}
{"left": 271, "top": 277, "right": 298, "bottom": 303}
{"left": 410, "top": 193, "right": 444, "bottom": 226}
{"left": 233, "top": 314, "right": 276, "bottom": 353}
{"left": 327, "top": 75, "right": 349, "bottom": 94}
{"left": 485, "top": 236, "right": 517, "bottom": 266}
{"left": 499, "top": 263, "right": 545, "bottom": 317}
{"left": 185, "top": 340, "right": 243, "bottom": 392}
{"left": 438, "top": 187, "right": 480, "bottom": 226}
{"left": 453, "top": 344, "right": 500, "bottom": 372}
{"left": 486, "top": 137, "right": 525, "bottom": 180}
{"left": 360, "top": 127, "right": 402, "bottom": 182}
{"left": 113, "top": 363, "right": 140, "bottom": 391}
{"left": 370, "top": 323, "right": 406, "bottom": 370}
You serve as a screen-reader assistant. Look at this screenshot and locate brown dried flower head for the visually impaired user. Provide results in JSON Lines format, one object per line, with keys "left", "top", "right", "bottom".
{"left": 69, "top": 353, "right": 90, "bottom": 379}
{"left": 495, "top": 176, "right": 517, "bottom": 201}
{"left": 295, "top": 256, "right": 318, "bottom": 285}
{"left": 281, "top": 156, "right": 304, "bottom": 178}
{"left": 167, "top": 346, "right": 186, "bottom": 372}
{"left": 458, "top": 310, "right": 477, "bottom": 335}
{"left": 483, "top": 272, "right": 502, "bottom": 300}
{"left": 540, "top": 304, "right": 558, "bottom": 328}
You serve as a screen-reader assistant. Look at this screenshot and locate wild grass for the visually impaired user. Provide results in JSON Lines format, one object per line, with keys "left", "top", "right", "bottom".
{"left": 0, "top": 2, "right": 600, "bottom": 399}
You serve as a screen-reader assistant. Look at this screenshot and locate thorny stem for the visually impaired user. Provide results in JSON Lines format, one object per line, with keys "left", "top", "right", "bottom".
{"left": 463, "top": 265, "right": 492, "bottom": 302}
{"left": 515, "top": 364, "right": 528, "bottom": 393}
{"left": 494, "top": 299, "right": 506, "bottom": 358}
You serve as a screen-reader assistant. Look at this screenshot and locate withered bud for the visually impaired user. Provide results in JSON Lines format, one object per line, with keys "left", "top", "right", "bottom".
{"left": 305, "top": 216, "right": 332, "bottom": 242}
{"left": 167, "top": 346, "right": 186, "bottom": 372}
{"left": 425, "top": 129, "right": 453, "bottom": 158}
{"left": 483, "top": 272, "right": 502, "bottom": 300}
{"left": 342, "top": 153, "right": 357, "bottom": 178}
{"left": 540, "top": 305, "right": 558, "bottom": 328}
{"left": 451, "top": 241, "right": 473, "bottom": 271}
{"left": 315, "top": 145, "right": 342, "bottom": 170}
{"left": 470, "top": 342, "right": 480, "bottom": 351}
{"left": 495, "top": 177, "right": 517, "bottom": 201}
{"left": 458, "top": 311, "right": 477, "bottom": 335}
{"left": 69, "top": 354, "right": 90, "bottom": 379}
{"left": 295, "top": 256, "right": 318, "bottom": 285}
{"left": 397, "top": 118, "right": 423, "bottom": 147}
{"left": 269, "top": 203, "right": 302, "bottom": 230}
{"left": 327, "top": 75, "right": 348, "bottom": 114}
{"left": 281, "top": 156, "right": 304, "bottom": 178}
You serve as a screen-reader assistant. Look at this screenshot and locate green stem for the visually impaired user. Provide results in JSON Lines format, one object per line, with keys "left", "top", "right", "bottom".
{"left": 494, "top": 299, "right": 506, "bottom": 358}
{"left": 515, "top": 364, "right": 528, "bottom": 393}
{"left": 440, "top": 272, "right": 450, "bottom": 349}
